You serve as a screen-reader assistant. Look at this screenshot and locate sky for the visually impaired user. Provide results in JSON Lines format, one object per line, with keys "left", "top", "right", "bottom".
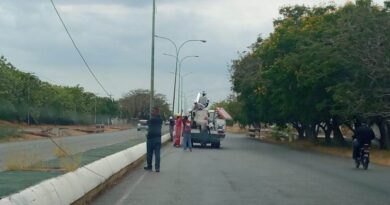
{"left": 0, "top": 0, "right": 386, "bottom": 110}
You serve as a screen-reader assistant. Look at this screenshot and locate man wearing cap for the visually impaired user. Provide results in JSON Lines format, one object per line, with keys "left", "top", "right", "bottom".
{"left": 144, "top": 107, "right": 163, "bottom": 172}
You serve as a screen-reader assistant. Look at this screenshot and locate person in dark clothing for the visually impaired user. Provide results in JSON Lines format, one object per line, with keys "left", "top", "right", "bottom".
{"left": 352, "top": 123, "right": 375, "bottom": 159}
{"left": 169, "top": 116, "right": 175, "bottom": 141}
{"left": 144, "top": 107, "right": 163, "bottom": 172}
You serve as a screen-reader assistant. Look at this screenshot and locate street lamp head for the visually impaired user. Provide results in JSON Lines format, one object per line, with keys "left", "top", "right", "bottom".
{"left": 201, "top": 40, "right": 207, "bottom": 43}
{"left": 163, "top": 53, "right": 176, "bottom": 58}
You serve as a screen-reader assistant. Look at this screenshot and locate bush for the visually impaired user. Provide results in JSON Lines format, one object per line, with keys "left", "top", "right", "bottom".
{"left": 270, "top": 125, "right": 295, "bottom": 141}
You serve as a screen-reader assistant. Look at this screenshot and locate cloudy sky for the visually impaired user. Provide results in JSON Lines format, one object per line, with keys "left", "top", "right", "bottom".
{"left": 0, "top": 0, "right": 386, "bottom": 109}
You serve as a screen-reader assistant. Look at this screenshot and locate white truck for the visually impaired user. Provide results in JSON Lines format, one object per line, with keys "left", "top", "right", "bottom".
{"left": 189, "top": 92, "right": 231, "bottom": 148}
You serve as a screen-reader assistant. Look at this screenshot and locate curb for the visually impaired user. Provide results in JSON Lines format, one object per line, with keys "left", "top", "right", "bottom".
{"left": 0, "top": 134, "right": 170, "bottom": 205}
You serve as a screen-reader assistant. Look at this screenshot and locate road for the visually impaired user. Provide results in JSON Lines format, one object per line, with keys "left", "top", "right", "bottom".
{"left": 0, "top": 128, "right": 150, "bottom": 171}
{"left": 93, "top": 133, "right": 390, "bottom": 205}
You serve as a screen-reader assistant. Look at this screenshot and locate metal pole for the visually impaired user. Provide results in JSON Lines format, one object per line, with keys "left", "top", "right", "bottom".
{"left": 181, "top": 75, "right": 184, "bottom": 114}
{"left": 94, "top": 96, "right": 97, "bottom": 124}
{"left": 173, "top": 53, "right": 178, "bottom": 115}
{"left": 155, "top": 36, "right": 178, "bottom": 116}
{"left": 178, "top": 56, "right": 197, "bottom": 114}
{"left": 180, "top": 72, "right": 192, "bottom": 115}
{"left": 156, "top": 36, "right": 206, "bottom": 115}
{"left": 27, "top": 80, "right": 30, "bottom": 125}
{"left": 150, "top": 0, "right": 156, "bottom": 117}
{"left": 178, "top": 64, "right": 181, "bottom": 113}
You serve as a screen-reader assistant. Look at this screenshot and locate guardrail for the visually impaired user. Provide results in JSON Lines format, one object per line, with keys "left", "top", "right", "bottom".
{"left": 0, "top": 134, "right": 170, "bottom": 205}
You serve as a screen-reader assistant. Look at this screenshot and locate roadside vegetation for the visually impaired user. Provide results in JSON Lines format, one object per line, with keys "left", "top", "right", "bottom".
{"left": 0, "top": 55, "right": 119, "bottom": 125}
{"left": 0, "top": 126, "right": 19, "bottom": 139}
{"left": 220, "top": 0, "right": 390, "bottom": 149}
{"left": 0, "top": 56, "right": 170, "bottom": 127}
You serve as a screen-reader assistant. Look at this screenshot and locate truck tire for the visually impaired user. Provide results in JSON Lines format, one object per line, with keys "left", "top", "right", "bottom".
{"left": 215, "top": 142, "right": 220, "bottom": 149}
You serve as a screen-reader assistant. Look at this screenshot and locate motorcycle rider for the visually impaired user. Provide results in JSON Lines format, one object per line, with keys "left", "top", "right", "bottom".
{"left": 352, "top": 121, "right": 375, "bottom": 160}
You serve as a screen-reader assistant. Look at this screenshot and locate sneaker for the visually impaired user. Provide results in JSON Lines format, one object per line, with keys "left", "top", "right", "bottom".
{"left": 155, "top": 169, "right": 160, "bottom": 172}
{"left": 144, "top": 166, "right": 152, "bottom": 171}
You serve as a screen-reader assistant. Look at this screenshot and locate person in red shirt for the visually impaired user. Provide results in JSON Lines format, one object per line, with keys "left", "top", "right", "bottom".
{"left": 174, "top": 115, "right": 182, "bottom": 147}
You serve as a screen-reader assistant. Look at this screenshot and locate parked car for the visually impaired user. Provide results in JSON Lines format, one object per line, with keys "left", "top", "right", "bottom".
{"left": 137, "top": 119, "right": 148, "bottom": 131}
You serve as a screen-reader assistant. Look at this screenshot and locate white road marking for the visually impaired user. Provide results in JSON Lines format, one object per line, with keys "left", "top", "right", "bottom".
{"left": 114, "top": 141, "right": 173, "bottom": 205}
{"left": 115, "top": 172, "right": 147, "bottom": 205}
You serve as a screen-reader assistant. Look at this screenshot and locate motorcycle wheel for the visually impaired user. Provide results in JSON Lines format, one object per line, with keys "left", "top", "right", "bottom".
{"left": 363, "top": 158, "right": 369, "bottom": 170}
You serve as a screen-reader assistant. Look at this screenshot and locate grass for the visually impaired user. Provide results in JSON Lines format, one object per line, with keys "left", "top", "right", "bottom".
{"left": 53, "top": 145, "right": 82, "bottom": 172}
{"left": 226, "top": 125, "right": 247, "bottom": 134}
{"left": 244, "top": 127, "right": 390, "bottom": 167}
{"left": 4, "top": 151, "right": 45, "bottom": 171}
{"left": 263, "top": 136, "right": 390, "bottom": 166}
{"left": 5, "top": 145, "right": 82, "bottom": 172}
{"left": 59, "top": 154, "right": 82, "bottom": 172}
{"left": 0, "top": 126, "right": 20, "bottom": 139}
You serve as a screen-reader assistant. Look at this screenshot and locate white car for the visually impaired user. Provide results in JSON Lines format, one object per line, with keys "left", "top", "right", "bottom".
{"left": 137, "top": 120, "right": 148, "bottom": 131}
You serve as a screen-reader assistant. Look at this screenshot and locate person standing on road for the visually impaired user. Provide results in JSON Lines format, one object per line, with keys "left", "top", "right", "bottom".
{"left": 182, "top": 116, "right": 192, "bottom": 152}
{"left": 169, "top": 116, "right": 175, "bottom": 141}
{"left": 144, "top": 107, "right": 163, "bottom": 172}
{"left": 174, "top": 115, "right": 183, "bottom": 147}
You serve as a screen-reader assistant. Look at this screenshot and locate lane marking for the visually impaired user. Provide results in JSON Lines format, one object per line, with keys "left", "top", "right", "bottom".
{"left": 114, "top": 141, "right": 173, "bottom": 205}
{"left": 115, "top": 172, "right": 147, "bottom": 205}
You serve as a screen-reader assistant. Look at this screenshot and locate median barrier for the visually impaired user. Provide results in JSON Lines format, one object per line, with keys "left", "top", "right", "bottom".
{"left": 0, "top": 134, "right": 170, "bottom": 205}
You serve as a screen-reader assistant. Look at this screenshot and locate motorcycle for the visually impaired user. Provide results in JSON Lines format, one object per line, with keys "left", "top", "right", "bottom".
{"left": 355, "top": 144, "right": 370, "bottom": 170}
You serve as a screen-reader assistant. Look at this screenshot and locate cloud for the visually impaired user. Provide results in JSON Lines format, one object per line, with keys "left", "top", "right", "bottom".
{"left": 0, "top": 0, "right": 387, "bottom": 107}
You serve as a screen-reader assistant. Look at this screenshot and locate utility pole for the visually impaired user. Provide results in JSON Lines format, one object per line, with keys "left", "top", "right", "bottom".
{"left": 94, "top": 95, "right": 97, "bottom": 125}
{"left": 150, "top": 0, "right": 156, "bottom": 117}
{"left": 27, "top": 73, "right": 34, "bottom": 125}
{"left": 27, "top": 85, "right": 30, "bottom": 125}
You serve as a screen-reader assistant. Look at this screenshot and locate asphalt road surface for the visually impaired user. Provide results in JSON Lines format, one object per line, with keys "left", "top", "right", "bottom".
{"left": 0, "top": 128, "right": 151, "bottom": 171}
{"left": 93, "top": 133, "right": 390, "bottom": 205}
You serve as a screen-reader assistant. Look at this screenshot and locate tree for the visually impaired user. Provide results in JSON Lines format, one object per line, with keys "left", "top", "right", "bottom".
{"left": 119, "top": 89, "right": 170, "bottom": 121}
{"left": 0, "top": 56, "right": 120, "bottom": 125}
{"left": 230, "top": 1, "right": 390, "bottom": 147}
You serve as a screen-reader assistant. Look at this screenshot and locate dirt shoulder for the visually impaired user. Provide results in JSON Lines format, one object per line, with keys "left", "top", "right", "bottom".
{"left": 0, "top": 120, "right": 133, "bottom": 143}
{"left": 228, "top": 127, "right": 390, "bottom": 167}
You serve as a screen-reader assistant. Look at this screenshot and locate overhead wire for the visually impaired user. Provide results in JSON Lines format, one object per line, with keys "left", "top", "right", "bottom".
{"left": 47, "top": 0, "right": 111, "bottom": 179}
{"left": 47, "top": 136, "right": 105, "bottom": 179}
{"left": 49, "top": 0, "right": 110, "bottom": 97}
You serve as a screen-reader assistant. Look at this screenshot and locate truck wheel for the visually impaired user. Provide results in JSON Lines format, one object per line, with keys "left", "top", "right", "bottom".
{"left": 215, "top": 142, "right": 220, "bottom": 149}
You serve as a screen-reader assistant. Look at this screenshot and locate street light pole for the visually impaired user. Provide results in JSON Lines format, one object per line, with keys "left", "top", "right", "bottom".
{"left": 155, "top": 35, "right": 206, "bottom": 115}
{"left": 150, "top": 0, "right": 156, "bottom": 117}
{"left": 94, "top": 96, "right": 97, "bottom": 124}
{"left": 180, "top": 72, "right": 192, "bottom": 114}
{"left": 178, "top": 56, "right": 198, "bottom": 113}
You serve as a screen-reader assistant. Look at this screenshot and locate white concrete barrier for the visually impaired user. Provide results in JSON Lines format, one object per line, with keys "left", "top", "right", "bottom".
{"left": 0, "top": 134, "right": 170, "bottom": 205}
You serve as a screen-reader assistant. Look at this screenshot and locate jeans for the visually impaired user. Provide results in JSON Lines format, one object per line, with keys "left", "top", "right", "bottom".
{"left": 146, "top": 137, "right": 161, "bottom": 169}
{"left": 183, "top": 132, "right": 192, "bottom": 150}
{"left": 352, "top": 138, "right": 360, "bottom": 159}
{"left": 169, "top": 126, "right": 174, "bottom": 141}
